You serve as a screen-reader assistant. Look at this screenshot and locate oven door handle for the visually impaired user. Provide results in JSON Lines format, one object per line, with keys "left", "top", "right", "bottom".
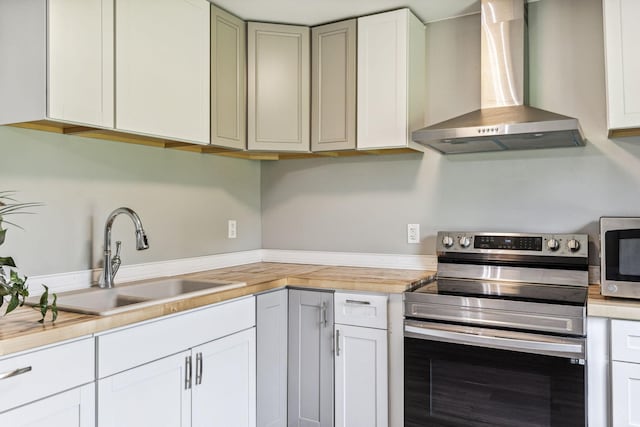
{"left": 404, "top": 323, "right": 585, "bottom": 360}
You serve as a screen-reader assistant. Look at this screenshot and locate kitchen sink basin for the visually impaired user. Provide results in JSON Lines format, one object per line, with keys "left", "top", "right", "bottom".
{"left": 114, "top": 279, "right": 246, "bottom": 300}
{"left": 26, "top": 278, "right": 246, "bottom": 316}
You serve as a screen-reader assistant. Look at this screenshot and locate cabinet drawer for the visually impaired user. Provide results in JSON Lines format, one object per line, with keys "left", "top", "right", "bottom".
{"left": 612, "top": 319, "right": 640, "bottom": 363}
{"left": 97, "top": 296, "right": 255, "bottom": 378}
{"left": 0, "top": 337, "right": 94, "bottom": 413}
{"left": 334, "top": 292, "right": 387, "bottom": 329}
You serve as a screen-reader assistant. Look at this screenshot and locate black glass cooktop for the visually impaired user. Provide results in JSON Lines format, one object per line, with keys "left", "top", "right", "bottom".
{"left": 412, "top": 278, "right": 588, "bottom": 306}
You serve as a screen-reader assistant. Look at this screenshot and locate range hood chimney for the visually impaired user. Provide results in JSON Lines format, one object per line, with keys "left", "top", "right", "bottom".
{"left": 412, "top": 0, "right": 585, "bottom": 154}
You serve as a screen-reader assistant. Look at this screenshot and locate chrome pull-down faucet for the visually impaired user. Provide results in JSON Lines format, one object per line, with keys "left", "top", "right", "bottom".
{"left": 100, "top": 207, "right": 149, "bottom": 288}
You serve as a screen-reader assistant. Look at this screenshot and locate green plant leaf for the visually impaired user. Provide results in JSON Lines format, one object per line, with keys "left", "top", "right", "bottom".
{"left": 0, "top": 257, "right": 16, "bottom": 267}
{"left": 5, "top": 293, "right": 19, "bottom": 314}
{"left": 0, "top": 227, "right": 5, "bottom": 246}
{"left": 39, "top": 285, "right": 49, "bottom": 318}
{"left": 51, "top": 293, "right": 58, "bottom": 323}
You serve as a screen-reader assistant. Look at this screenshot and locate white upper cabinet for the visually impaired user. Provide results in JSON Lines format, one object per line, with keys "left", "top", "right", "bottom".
{"left": 603, "top": 0, "right": 640, "bottom": 136}
{"left": 248, "top": 22, "right": 310, "bottom": 152}
{"left": 115, "top": 0, "right": 210, "bottom": 144}
{"left": 311, "top": 19, "right": 357, "bottom": 152}
{"left": 49, "top": 0, "right": 114, "bottom": 128}
{"left": 357, "top": 9, "right": 426, "bottom": 151}
{"left": 0, "top": 0, "right": 46, "bottom": 125}
{"left": 0, "top": 0, "right": 113, "bottom": 128}
{"left": 211, "top": 5, "right": 246, "bottom": 150}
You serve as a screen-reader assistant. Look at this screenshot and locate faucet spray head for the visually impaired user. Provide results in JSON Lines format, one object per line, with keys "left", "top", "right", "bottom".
{"left": 136, "top": 229, "right": 149, "bottom": 250}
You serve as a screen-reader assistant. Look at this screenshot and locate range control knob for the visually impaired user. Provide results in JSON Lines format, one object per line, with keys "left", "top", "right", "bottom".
{"left": 442, "top": 235, "right": 454, "bottom": 248}
{"left": 567, "top": 239, "right": 581, "bottom": 252}
{"left": 459, "top": 236, "right": 472, "bottom": 248}
{"left": 547, "top": 239, "right": 560, "bottom": 251}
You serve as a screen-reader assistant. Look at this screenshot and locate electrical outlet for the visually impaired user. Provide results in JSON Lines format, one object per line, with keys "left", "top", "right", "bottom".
{"left": 407, "top": 224, "right": 420, "bottom": 244}
{"left": 228, "top": 220, "right": 237, "bottom": 239}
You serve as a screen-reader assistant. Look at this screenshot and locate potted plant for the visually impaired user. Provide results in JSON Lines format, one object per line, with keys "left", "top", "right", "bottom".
{"left": 0, "top": 191, "right": 57, "bottom": 322}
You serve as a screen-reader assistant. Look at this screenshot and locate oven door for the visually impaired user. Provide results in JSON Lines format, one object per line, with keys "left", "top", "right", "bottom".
{"left": 404, "top": 321, "right": 586, "bottom": 427}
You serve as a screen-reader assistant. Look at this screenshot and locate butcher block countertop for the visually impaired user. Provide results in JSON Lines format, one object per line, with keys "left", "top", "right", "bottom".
{"left": 0, "top": 262, "right": 435, "bottom": 357}
{"left": 588, "top": 284, "right": 640, "bottom": 321}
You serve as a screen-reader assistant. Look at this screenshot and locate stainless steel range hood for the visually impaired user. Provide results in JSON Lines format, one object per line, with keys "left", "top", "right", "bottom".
{"left": 412, "top": 0, "right": 585, "bottom": 154}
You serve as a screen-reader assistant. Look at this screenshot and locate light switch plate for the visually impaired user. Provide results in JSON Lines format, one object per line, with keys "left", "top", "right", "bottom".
{"left": 407, "top": 224, "right": 420, "bottom": 244}
{"left": 228, "top": 220, "right": 237, "bottom": 239}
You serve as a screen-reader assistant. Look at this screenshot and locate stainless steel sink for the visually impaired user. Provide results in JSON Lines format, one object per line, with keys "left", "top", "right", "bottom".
{"left": 26, "top": 278, "right": 246, "bottom": 316}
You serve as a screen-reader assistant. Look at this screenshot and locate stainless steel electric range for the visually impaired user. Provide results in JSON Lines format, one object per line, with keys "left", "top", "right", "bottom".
{"left": 404, "top": 231, "right": 589, "bottom": 427}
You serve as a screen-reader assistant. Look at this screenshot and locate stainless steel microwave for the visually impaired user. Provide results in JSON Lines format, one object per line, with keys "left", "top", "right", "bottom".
{"left": 601, "top": 217, "right": 640, "bottom": 299}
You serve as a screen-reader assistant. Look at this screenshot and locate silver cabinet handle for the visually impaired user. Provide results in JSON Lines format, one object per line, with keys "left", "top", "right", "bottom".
{"left": 345, "top": 299, "right": 371, "bottom": 305}
{"left": 0, "top": 366, "right": 32, "bottom": 381}
{"left": 336, "top": 329, "right": 341, "bottom": 357}
{"left": 185, "top": 355, "right": 192, "bottom": 390}
{"left": 195, "top": 352, "right": 203, "bottom": 385}
{"left": 321, "top": 301, "right": 328, "bottom": 327}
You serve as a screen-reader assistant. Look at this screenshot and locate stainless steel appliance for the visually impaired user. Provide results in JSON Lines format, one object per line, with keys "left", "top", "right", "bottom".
{"left": 411, "top": 0, "right": 585, "bottom": 154}
{"left": 404, "top": 231, "right": 589, "bottom": 427}
{"left": 601, "top": 216, "right": 640, "bottom": 299}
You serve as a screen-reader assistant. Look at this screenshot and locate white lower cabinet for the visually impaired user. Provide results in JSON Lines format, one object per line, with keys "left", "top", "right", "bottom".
{"left": 0, "top": 383, "right": 95, "bottom": 427}
{"left": 98, "top": 328, "right": 257, "bottom": 427}
{"left": 256, "top": 289, "right": 288, "bottom": 427}
{"left": 334, "top": 292, "right": 388, "bottom": 427}
{"left": 334, "top": 324, "right": 388, "bottom": 427}
{"left": 96, "top": 296, "right": 256, "bottom": 427}
{"left": 611, "top": 319, "right": 640, "bottom": 427}
{"left": 612, "top": 361, "right": 640, "bottom": 427}
{"left": 98, "top": 350, "right": 191, "bottom": 427}
{"left": 192, "top": 328, "right": 256, "bottom": 427}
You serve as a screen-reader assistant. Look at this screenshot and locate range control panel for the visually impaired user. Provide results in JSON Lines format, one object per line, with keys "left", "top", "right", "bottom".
{"left": 436, "top": 231, "right": 589, "bottom": 257}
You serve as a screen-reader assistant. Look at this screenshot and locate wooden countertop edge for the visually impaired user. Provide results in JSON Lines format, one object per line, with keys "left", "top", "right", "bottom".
{"left": 0, "top": 266, "right": 434, "bottom": 357}
{"left": 587, "top": 283, "right": 640, "bottom": 321}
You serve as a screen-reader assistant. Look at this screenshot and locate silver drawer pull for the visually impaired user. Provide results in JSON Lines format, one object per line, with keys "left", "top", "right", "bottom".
{"left": 321, "top": 302, "right": 328, "bottom": 327}
{"left": 345, "top": 299, "right": 371, "bottom": 305}
{"left": 195, "top": 352, "right": 203, "bottom": 386}
{"left": 0, "top": 366, "right": 32, "bottom": 381}
{"left": 185, "top": 356, "right": 192, "bottom": 390}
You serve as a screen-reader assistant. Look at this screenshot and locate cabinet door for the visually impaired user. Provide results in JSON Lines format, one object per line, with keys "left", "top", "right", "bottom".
{"left": 357, "top": 9, "right": 425, "bottom": 150}
{"left": 257, "top": 290, "right": 288, "bottom": 427}
{"left": 98, "top": 351, "right": 191, "bottom": 427}
{"left": 211, "top": 5, "right": 246, "bottom": 149}
{"left": 311, "top": 19, "right": 356, "bottom": 152}
{"left": 0, "top": 383, "right": 94, "bottom": 427}
{"left": 115, "top": 0, "right": 210, "bottom": 144}
{"left": 288, "top": 289, "right": 334, "bottom": 427}
{"left": 248, "top": 22, "right": 310, "bottom": 152}
{"left": 0, "top": 0, "right": 46, "bottom": 125}
{"left": 612, "top": 361, "right": 640, "bottom": 427}
{"left": 48, "top": 0, "right": 114, "bottom": 127}
{"left": 604, "top": 0, "right": 640, "bottom": 132}
{"left": 335, "top": 325, "right": 388, "bottom": 427}
{"left": 192, "top": 328, "right": 256, "bottom": 427}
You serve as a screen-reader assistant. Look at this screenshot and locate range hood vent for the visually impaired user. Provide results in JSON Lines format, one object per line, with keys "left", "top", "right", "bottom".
{"left": 412, "top": 0, "right": 585, "bottom": 154}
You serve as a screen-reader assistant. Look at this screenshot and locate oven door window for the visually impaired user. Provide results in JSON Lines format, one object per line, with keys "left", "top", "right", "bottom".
{"left": 605, "top": 229, "right": 640, "bottom": 281}
{"left": 405, "top": 337, "right": 585, "bottom": 427}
